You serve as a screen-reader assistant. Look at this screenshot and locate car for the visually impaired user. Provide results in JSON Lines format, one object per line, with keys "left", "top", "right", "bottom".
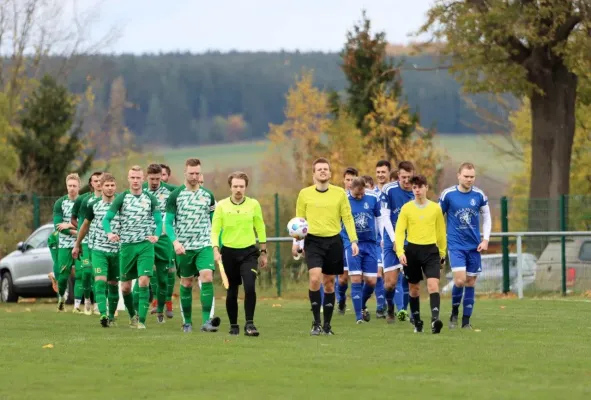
{"left": 441, "top": 253, "right": 538, "bottom": 295}
{"left": 0, "top": 223, "right": 74, "bottom": 303}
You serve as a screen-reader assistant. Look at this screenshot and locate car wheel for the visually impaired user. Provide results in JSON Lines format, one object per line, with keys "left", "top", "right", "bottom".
{"left": 1, "top": 272, "right": 18, "bottom": 303}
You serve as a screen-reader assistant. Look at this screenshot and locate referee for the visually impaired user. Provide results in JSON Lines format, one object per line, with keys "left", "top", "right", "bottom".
{"left": 394, "top": 175, "right": 447, "bottom": 334}
{"left": 293, "top": 158, "right": 358, "bottom": 336}
{"left": 211, "top": 171, "right": 267, "bottom": 337}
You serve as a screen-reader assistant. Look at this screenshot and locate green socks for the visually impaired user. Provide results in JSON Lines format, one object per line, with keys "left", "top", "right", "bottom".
{"left": 83, "top": 268, "right": 93, "bottom": 300}
{"left": 180, "top": 285, "right": 192, "bottom": 325}
{"left": 132, "top": 280, "right": 139, "bottom": 313}
{"left": 200, "top": 282, "right": 214, "bottom": 324}
{"left": 74, "top": 265, "right": 83, "bottom": 303}
{"left": 107, "top": 284, "right": 119, "bottom": 320}
{"left": 157, "top": 271, "right": 167, "bottom": 313}
{"left": 167, "top": 272, "right": 175, "bottom": 301}
{"left": 94, "top": 280, "right": 107, "bottom": 315}
{"left": 150, "top": 276, "right": 158, "bottom": 305}
{"left": 123, "top": 292, "right": 136, "bottom": 318}
{"left": 138, "top": 285, "right": 150, "bottom": 324}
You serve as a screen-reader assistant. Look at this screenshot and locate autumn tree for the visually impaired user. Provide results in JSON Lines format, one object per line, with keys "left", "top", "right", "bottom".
{"left": 419, "top": 0, "right": 591, "bottom": 231}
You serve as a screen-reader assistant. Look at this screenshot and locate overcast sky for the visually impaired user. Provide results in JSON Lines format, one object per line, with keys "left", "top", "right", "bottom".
{"left": 84, "top": 0, "right": 434, "bottom": 53}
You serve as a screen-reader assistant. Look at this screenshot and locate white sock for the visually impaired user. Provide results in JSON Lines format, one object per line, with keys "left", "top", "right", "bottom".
{"left": 74, "top": 299, "right": 81, "bottom": 308}
{"left": 210, "top": 297, "right": 215, "bottom": 319}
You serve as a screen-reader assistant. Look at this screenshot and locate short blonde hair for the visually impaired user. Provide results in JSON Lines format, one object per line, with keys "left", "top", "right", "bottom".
{"left": 129, "top": 165, "right": 142, "bottom": 172}
{"left": 65, "top": 173, "right": 80, "bottom": 184}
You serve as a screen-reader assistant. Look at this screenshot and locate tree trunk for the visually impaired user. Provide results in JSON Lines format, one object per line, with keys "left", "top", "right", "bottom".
{"left": 527, "top": 62, "right": 577, "bottom": 235}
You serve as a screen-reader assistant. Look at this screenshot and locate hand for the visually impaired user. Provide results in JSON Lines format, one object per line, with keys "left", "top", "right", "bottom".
{"left": 146, "top": 235, "right": 158, "bottom": 244}
{"left": 477, "top": 240, "right": 489, "bottom": 252}
{"left": 291, "top": 244, "right": 300, "bottom": 258}
{"left": 351, "top": 242, "right": 359, "bottom": 257}
{"left": 72, "top": 245, "right": 80, "bottom": 260}
{"left": 213, "top": 247, "right": 221, "bottom": 264}
{"left": 57, "top": 222, "right": 71, "bottom": 232}
{"left": 173, "top": 241, "right": 185, "bottom": 255}
{"left": 259, "top": 252, "right": 268, "bottom": 269}
{"left": 399, "top": 254, "right": 407, "bottom": 266}
{"left": 107, "top": 233, "right": 120, "bottom": 243}
{"left": 440, "top": 257, "right": 446, "bottom": 268}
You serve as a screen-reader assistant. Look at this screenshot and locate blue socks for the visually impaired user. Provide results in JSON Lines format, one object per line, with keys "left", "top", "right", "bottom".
{"left": 319, "top": 284, "right": 324, "bottom": 304}
{"left": 451, "top": 284, "right": 464, "bottom": 315}
{"left": 337, "top": 282, "right": 348, "bottom": 304}
{"left": 385, "top": 287, "right": 395, "bottom": 310}
{"left": 361, "top": 283, "right": 375, "bottom": 310}
{"left": 394, "top": 273, "right": 409, "bottom": 312}
{"left": 351, "top": 282, "right": 363, "bottom": 321}
{"left": 463, "top": 286, "right": 475, "bottom": 323}
{"left": 375, "top": 276, "right": 385, "bottom": 311}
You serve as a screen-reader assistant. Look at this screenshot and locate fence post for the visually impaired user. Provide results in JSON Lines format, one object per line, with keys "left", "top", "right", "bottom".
{"left": 516, "top": 235, "right": 524, "bottom": 299}
{"left": 560, "top": 194, "right": 567, "bottom": 296}
{"left": 32, "top": 193, "right": 40, "bottom": 230}
{"left": 501, "top": 196, "right": 510, "bottom": 293}
{"left": 274, "top": 193, "right": 281, "bottom": 297}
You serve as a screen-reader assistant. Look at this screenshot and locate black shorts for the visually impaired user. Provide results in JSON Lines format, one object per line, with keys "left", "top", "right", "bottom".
{"left": 304, "top": 234, "right": 344, "bottom": 276}
{"left": 220, "top": 246, "right": 259, "bottom": 287}
{"left": 402, "top": 243, "right": 441, "bottom": 284}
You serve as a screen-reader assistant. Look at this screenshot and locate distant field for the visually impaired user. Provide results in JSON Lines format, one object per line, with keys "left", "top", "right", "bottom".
{"left": 156, "top": 134, "right": 522, "bottom": 183}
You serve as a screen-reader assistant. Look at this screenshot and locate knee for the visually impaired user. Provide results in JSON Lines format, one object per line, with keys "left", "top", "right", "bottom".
{"left": 107, "top": 281, "right": 118, "bottom": 286}
{"left": 409, "top": 284, "right": 420, "bottom": 297}
{"left": 322, "top": 277, "right": 335, "bottom": 292}
{"left": 465, "top": 276, "right": 477, "bottom": 287}
{"left": 138, "top": 276, "right": 150, "bottom": 287}
{"left": 350, "top": 275, "right": 362, "bottom": 284}
{"left": 95, "top": 276, "right": 107, "bottom": 283}
{"left": 426, "top": 279, "right": 439, "bottom": 294}
{"left": 454, "top": 276, "right": 466, "bottom": 287}
{"left": 364, "top": 277, "right": 376, "bottom": 287}
{"left": 384, "top": 271, "right": 397, "bottom": 289}
{"left": 200, "top": 270, "right": 213, "bottom": 283}
{"left": 309, "top": 270, "right": 322, "bottom": 290}
{"left": 226, "top": 285, "right": 239, "bottom": 298}
{"left": 180, "top": 277, "right": 193, "bottom": 288}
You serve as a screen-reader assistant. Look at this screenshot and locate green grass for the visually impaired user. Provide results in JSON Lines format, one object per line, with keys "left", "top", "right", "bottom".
{"left": 1, "top": 298, "right": 590, "bottom": 399}
{"left": 156, "top": 134, "right": 522, "bottom": 183}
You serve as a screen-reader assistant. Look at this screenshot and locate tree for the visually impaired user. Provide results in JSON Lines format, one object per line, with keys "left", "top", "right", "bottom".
{"left": 419, "top": 1, "right": 591, "bottom": 230}
{"left": 10, "top": 74, "right": 93, "bottom": 195}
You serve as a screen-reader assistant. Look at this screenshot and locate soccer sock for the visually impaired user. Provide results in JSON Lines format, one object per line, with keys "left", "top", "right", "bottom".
{"left": 309, "top": 289, "right": 322, "bottom": 324}
{"left": 394, "top": 283, "right": 404, "bottom": 313}
{"left": 74, "top": 277, "right": 83, "bottom": 306}
{"left": 138, "top": 285, "right": 150, "bottom": 324}
{"left": 107, "top": 284, "right": 119, "bottom": 320}
{"left": 200, "top": 282, "right": 214, "bottom": 324}
{"left": 430, "top": 292, "right": 441, "bottom": 321}
{"left": 166, "top": 272, "right": 175, "bottom": 301}
{"left": 337, "top": 282, "right": 348, "bottom": 304}
{"left": 409, "top": 295, "right": 420, "bottom": 322}
{"left": 361, "top": 282, "right": 375, "bottom": 309}
{"left": 123, "top": 292, "right": 136, "bottom": 318}
{"left": 150, "top": 276, "right": 158, "bottom": 305}
{"left": 375, "top": 276, "right": 385, "bottom": 311}
{"left": 157, "top": 268, "right": 167, "bottom": 314}
{"left": 351, "top": 282, "right": 363, "bottom": 320}
{"left": 94, "top": 280, "right": 107, "bottom": 316}
{"left": 385, "top": 287, "right": 395, "bottom": 311}
{"left": 180, "top": 285, "right": 193, "bottom": 325}
{"left": 226, "top": 286, "right": 239, "bottom": 325}
{"left": 83, "top": 269, "right": 92, "bottom": 302}
{"left": 58, "top": 271, "right": 69, "bottom": 297}
{"left": 323, "top": 292, "right": 336, "bottom": 326}
{"left": 452, "top": 284, "right": 464, "bottom": 316}
{"left": 463, "top": 286, "right": 475, "bottom": 325}
{"left": 132, "top": 280, "right": 139, "bottom": 313}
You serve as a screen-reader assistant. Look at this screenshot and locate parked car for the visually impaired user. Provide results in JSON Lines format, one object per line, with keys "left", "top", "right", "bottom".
{"left": 0, "top": 223, "right": 74, "bottom": 303}
{"left": 534, "top": 237, "right": 591, "bottom": 293}
{"left": 441, "top": 253, "right": 538, "bottom": 295}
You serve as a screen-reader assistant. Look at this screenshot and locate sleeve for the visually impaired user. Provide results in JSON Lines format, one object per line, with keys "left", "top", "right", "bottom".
{"left": 295, "top": 190, "right": 305, "bottom": 218}
{"left": 78, "top": 197, "right": 90, "bottom": 222}
{"left": 340, "top": 192, "right": 358, "bottom": 243}
{"left": 211, "top": 202, "right": 223, "bottom": 248}
{"left": 153, "top": 210, "right": 163, "bottom": 236}
{"left": 209, "top": 191, "right": 216, "bottom": 222}
{"left": 480, "top": 204, "right": 492, "bottom": 241}
{"left": 439, "top": 191, "right": 449, "bottom": 215}
{"left": 436, "top": 204, "right": 447, "bottom": 258}
{"left": 373, "top": 197, "right": 381, "bottom": 217}
{"left": 253, "top": 200, "right": 267, "bottom": 243}
{"left": 165, "top": 189, "right": 178, "bottom": 241}
{"left": 53, "top": 197, "right": 64, "bottom": 226}
{"left": 71, "top": 196, "right": 83, "bottom": 219}
{"left": 149, "top": 193, "right": 159, "bottom": 213}
{"left": 85, "top": 202, "right": 95, "bottom": 222}
{"left": 103, "top": 193, "right": 125, "bottom": 234}
{"left": 381, "top": 191, "right": 395, "bottom": 241}
{"left": 394, "top": 206, "right": 408, "bottom": 257}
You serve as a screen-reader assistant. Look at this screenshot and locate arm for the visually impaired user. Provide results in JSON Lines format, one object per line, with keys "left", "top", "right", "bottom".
{"left": 149, "top": 193, "right": 163, "bottom": 236}
{"left": 380, "top": 208, "right": 395, "bottom": 241}
{"left": 103, "top": 193, "right": 124, "bottom": 233}
{"left": 164, "top": 191, "right": 178, "bottom": 241}
{"left": 53, "top": 198, "right": 64, "bottom": 227}
{"left": 71, "top": 196, "right": 83, "bottom": 227}
{"left": 395, "top": 207, "right": 408, "bottom": 257}
{"left": 253, "top": 200, "right": 267, "bottom": 251}
{"left": 436, "top": 205, "right": 447, "bottom": 258}
{"left": 209, "top": 191, "right": 216, "bottom": 222}
{"left": 211, "top": 205, "right": 222, "bottom": 248}
{"left": 74, "top": 219, "right": 91, "bottom": 248}
{"left": 295, "top": 191, "right": 305, "bottom": 218}
{"left": 480, "top": 205, "right": 492, "bottom": 241}
{"left": 340, "top": 193, "right": 358, "bottom": 243}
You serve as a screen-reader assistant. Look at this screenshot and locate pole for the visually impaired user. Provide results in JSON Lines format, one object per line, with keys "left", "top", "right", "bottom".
{"left": 560, "top": 194, "right": 567, "bottom": 296}
{"left": 501, "top": 197, "right": 510, "bottom": 293}
{"left": 274, "top": 193, "right": 281, "bottom": 297}
{"left": 516, "top": 235, "right": 523, "bottom": 299}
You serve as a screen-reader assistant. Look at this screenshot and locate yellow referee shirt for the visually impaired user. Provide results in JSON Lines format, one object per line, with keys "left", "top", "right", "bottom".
{"left": 295, "top": 184, "right": 358, "bottom": 242}
{"left": 395, "top": 200, "right": 447, "bottom": 258}
{"left": 211, "top": 196, "right": 267, "bottom": 249}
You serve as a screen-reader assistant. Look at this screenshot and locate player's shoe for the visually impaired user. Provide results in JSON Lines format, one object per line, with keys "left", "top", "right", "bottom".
{"left": 100, "top": 315, "right": 109, "bottom": 328}
{"left": 362, "top": 308, "right": 371, "bottom": 322}
{"left": 93, "top": 304, "right": 100, "bottom": 315}
{"left": 201, "top": 317, "right": 221, "bottom": 333}
{"left": 157, "top": 313, "right": 165, "bottom": 324}
{"left": 310, "top": 322, "right": 323, "bottom": 336}
{"left": 229, "top": 324, "right": 240, "bottom": 335}
{"left": 322, "top": 323, "right": 335, "bottom": 336}
{"left": 462, "top": 324, "right": 474, "bottom": 330}
{"left": 129, "top": 315, "right": 139, "bottom": 329}
{"left": 57, "top": 298, "right": 65, "bottom": 312}
{"left": 137, "top": 323, "right": 147, "bottom": 330}
{"left": 376, "top": 308, "right": 387, "bottom": 319}
{"left": 84, "top": 301, "right": 92, "bottom": 316}
{"left": 414, "top": 319, "right": 424, "bottom": 333}
{"left": 72, "top": 307, "right": 83, "bottom": 314}
{"left": 431, "top": 319, "right": 443, "bottom": 334}
{"left": 48, "top": 273, "right": 58, "bottom": 293}
{"left": 182, "top": 324, "right": 192, "bottom": 333}
{"left": 338, "top": 300, "right": 346, "bottom": 315}
{"left": 150, "top": 300, "right": 158, "bottom": 314}
{"left": 356, "top": 319, "right": 364, "bottom": 324}
{"left": 397, "top": 309, "right": 409, "bottom": 322}
{"left": 386, "top": 307, "right": 396, "bottom": 324}
{"left": 165, "top": 301, "right": 174, "bottom": 318}
{"left": 449, "top": 314, "right": 458, "bottom": 329}
{"left": 108, "top": 319, "right": 117, "bottom": 327}
{"left": 244, "top": 322, "right": 259, "bottom": 337}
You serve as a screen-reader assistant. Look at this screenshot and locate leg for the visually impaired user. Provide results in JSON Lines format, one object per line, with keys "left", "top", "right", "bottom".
{"left": 91, "top": 250, "right": 109, "bottom": 324}
{"left": 177, "top": 250, "right": 197, "bottom": 330}
{"left": 350, "top": 274, "right": 363, "bottom": 322}
{"left": 132, "top": 280, "right": 140, "bottom": 315}
{"left": 73, "top": 257, "right": 84, "bottom": 312}
{"left": 136, "top": 241, "right": 156, "bottom": 327}
{"left": 166, "top": 262, "right": 176, "bottom": 317}
{"left": 49, "top": 246, "right": 59, "bottom": 296}
{"left": 375, "top": 265, "right": 386, "bottom": 316}
{"left": 321, "top": 235, "right": 345, "bottom": 334}
{"left": 195, "top": 246, "right": 217, "bottom": 330}
{"left": 337, "top": 270, "right": 349, "bottom": 314}
{"left": 423, "top": 248, "right": 443, "bottom": 334}
{"left": 382, "top": 238, "right": 402, "bottom": 323}
{"left": 150, "top": 266, "right": 159, "bottom": 313}
{"left": 119, "top": 243, "right": 139, "bottom": 323}
{"left": 120, "top": 280, "right": 136, "bottom": 324}
{"left": 360, "top": 247, "right": 378, "bottom": 322}
{"left": 221, "top": 247, "right": 241, "bottom": 334}
{"left": 462, "top": 250, "right": 482, "bottom": 328}
{"left": 106, "top": 253, "right": 120, "bottom": 323}
{"left": 239, "top": 247, "right": 260, "bottom": 336}
{"left": 82, "top": 252, "right": 93, "bottom": 314}
{"left": 345, "top": 245, "right": 363, "bottom": 322}
{"left": 56, "top": 248, "right": 75, "bottom": 311}
{"left": 448, "top": 250, "right": 468, "bottom": 328}
{"left": 403, "top": 246, "right": 425, "bottom": 332}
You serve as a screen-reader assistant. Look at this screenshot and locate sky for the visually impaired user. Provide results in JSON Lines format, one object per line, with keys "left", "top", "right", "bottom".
{"left": 81, "top": 0, "right": 434, "bottom": 54}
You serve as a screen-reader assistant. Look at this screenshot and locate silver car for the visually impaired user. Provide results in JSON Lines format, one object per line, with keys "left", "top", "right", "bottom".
{"left": 0, "top": 223, "right": 73, "bottom": 303}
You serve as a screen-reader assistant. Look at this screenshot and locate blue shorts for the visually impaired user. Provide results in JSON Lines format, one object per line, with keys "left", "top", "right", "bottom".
{"left": 382, "top": 234, "right": 402, "bottom": 272}
{"left": 375, "top": 244, "right": 383, "bottom": 269}
{"left": 448, "top": 249, "right": 482, "bottom": 276}
{"left": 344, "top": 243, "right": 378, "bottom": 277}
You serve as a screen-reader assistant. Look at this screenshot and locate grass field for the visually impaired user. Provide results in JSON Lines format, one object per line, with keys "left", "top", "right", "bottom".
{"left": 2, "top": 298, "right": 590, "bottom": 399}
{"left": 157, "top": 134, "right": 522, "bottom": 183}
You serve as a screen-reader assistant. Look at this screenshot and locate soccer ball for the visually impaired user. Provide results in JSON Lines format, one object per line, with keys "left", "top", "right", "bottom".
{"left": 287, "top": 217, "right": 308, "bottom": 240}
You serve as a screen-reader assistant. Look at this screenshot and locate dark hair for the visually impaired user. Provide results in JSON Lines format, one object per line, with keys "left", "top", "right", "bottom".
{"left": 458, "top": 162, "right": 475, "bottom": 173}
{"left": 160, "top": 164, "right": 171, "bottom": 176}
{"left": 398, "top": 161, "right": 415, "bottom": 173}
{"left": 228, "top": 171, "right": 249, "bottom": 187}
{"left": 147, "top": 163, "right": 162, "bottom": 175}
{"left": 312, "top": 157, "right": 330, "bottom": 171}
{"left": 410, "top": 175, "right": 428, "bottom": 187}
{"left": 351, "top": 177, "right": 366, "bottom": 189}
{"left": 185, "top": 158, "right": 201, "bottom": 168}
{"left": 376, "top": 160, "right": 391, "bottom": 170}
{"left": 390, "top": 170, "right": 399, "bottom": 181}
{"left": 361, "top": 175, "right": 374, "bottom": 186}
{"left": 88, "top": 171, "right": 103, "bottom": 185}
{"left": 343, "top": 167, "right": 358, "bottom": 177}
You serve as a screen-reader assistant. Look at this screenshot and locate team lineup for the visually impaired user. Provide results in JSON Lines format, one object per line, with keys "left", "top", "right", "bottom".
{"left": 47, "top": 156, "right": 491, "bottom": 336}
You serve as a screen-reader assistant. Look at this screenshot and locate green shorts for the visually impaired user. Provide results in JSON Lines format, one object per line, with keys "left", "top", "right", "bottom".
{"left": 92, "top": 250, "right": 120, "bottom": 282}
{"left": 176, "top": 246, "right": 215, "bottom": 278}
{"left": 154, "top": 235, "right": 173, "bottom": 269}
{"left": 80, "top": 243, "right": 92, "bottom": 270}
{"left": 119, "top": 240, "right": 155, "bottom": 281}
{"left": 57, "top": 248, "right": 75, "bottom": 276}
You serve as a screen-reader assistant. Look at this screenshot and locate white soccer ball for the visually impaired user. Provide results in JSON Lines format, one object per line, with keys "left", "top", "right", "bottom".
{"left": 287, "top": 217, "right": 308, "bottom": 240}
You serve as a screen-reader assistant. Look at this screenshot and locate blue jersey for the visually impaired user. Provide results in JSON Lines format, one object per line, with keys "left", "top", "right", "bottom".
{"left": 439, "top": 185, "right": 488, "bottom": 251}
{"left": 371, "top": 186, "right": 384, "bottom": 241}
{"left": 382, "top": 182, "right": 414, "bottom": 228}
{"left": 340, "top": 190, "right": 381, "bottom": 247}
